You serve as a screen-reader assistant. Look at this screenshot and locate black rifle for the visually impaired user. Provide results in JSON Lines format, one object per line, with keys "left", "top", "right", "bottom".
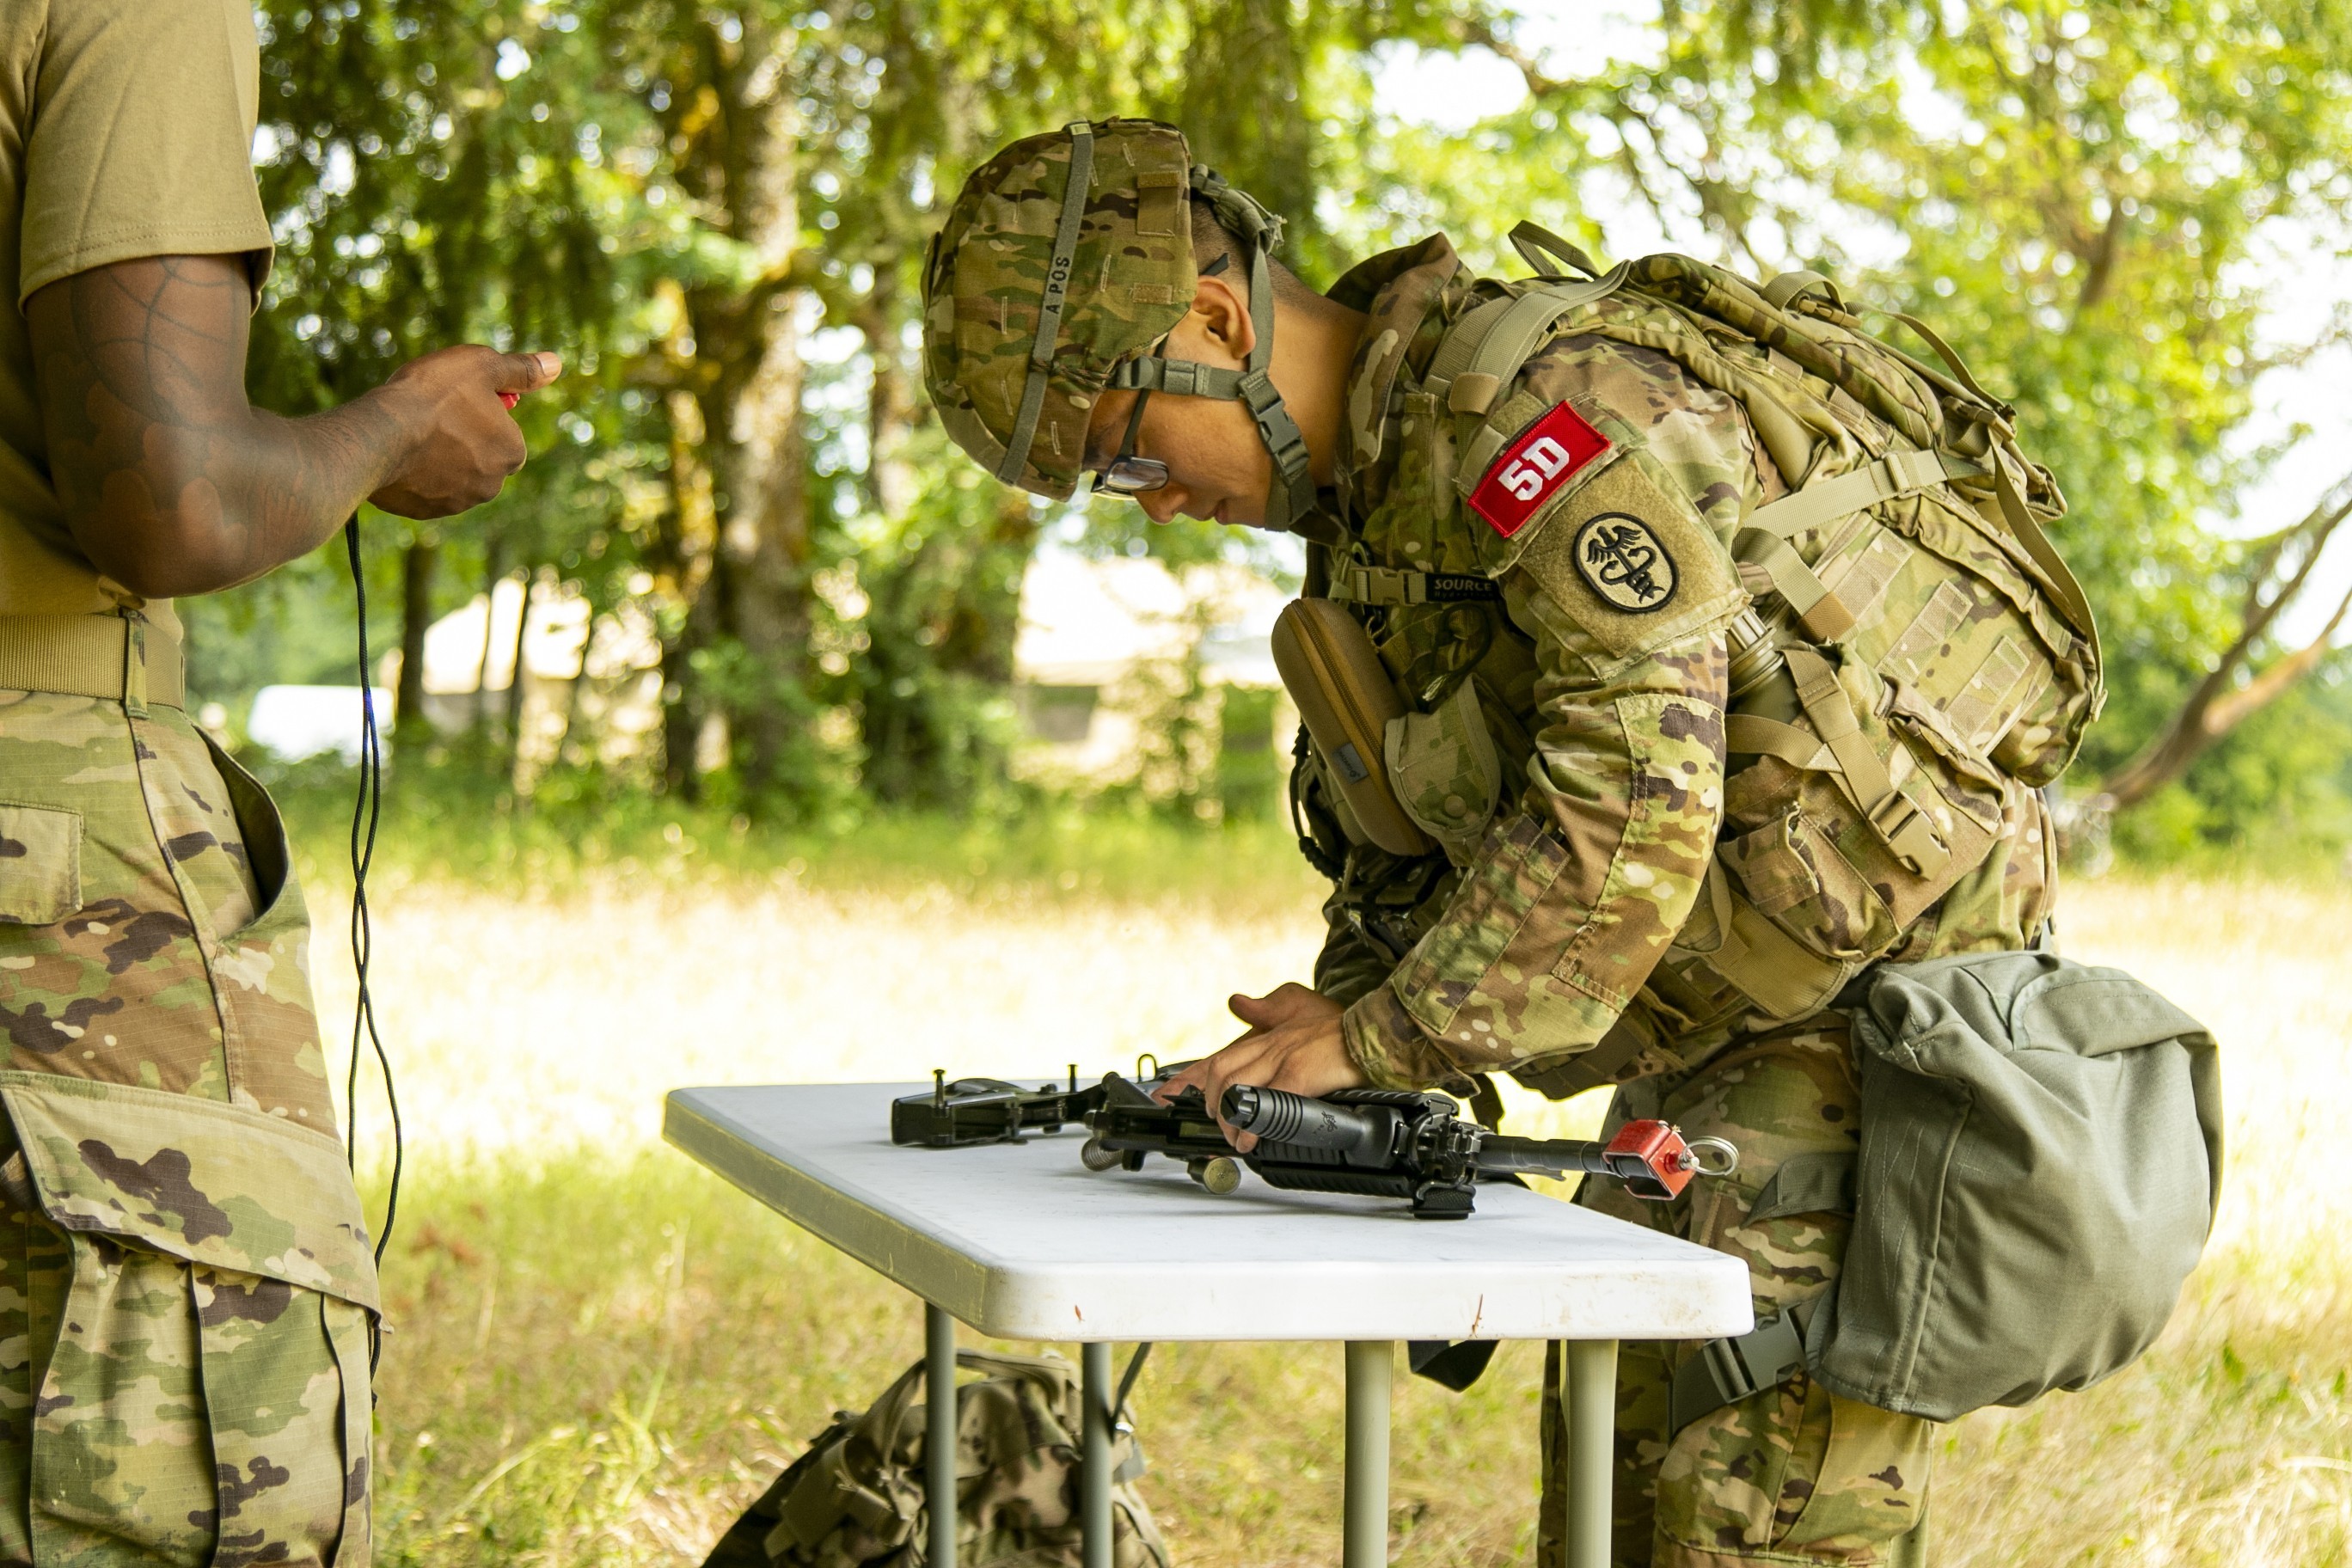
{"left": 1079, "top": 1075, "right": 1736, "bottom": 1219}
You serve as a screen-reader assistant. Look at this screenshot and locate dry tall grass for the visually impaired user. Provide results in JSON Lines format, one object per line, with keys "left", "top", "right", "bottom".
{"left": 319, "top": 866, "right": 2352, "bottom": 1565}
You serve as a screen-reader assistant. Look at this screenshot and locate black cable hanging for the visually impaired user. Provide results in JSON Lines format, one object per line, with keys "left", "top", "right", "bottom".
{"left": 343, "top": 515, "right": 403, "bottom": 1375}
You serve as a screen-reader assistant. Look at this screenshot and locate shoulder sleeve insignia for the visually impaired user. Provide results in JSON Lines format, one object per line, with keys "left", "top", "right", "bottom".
{"left": 1571, "top": 513, "right": 1678, "bottom": 613}
{"left": 1466, "top": 401, "right": 1613, "bottom": 538}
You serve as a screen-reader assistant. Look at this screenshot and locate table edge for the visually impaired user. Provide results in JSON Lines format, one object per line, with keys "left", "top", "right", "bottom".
{"left": 662, "top": 1085, "right": 1757, "bottom": 1342}
{"left": 664, "top": 1088, "right": 1001, "bottom": 1323}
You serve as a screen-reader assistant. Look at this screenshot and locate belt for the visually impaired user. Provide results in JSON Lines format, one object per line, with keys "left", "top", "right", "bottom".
{"left": 0, "top": 613, "right": 185, "bottom": 710}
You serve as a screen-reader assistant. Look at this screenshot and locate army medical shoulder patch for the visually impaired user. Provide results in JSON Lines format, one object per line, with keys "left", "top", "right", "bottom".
{"left": 1512, "top": 450, "right": 1744, "bottom": 660}
{"left": 1467, "top": 401, "right": 1613, "bottom": 539}
{"left": 1571, "top": 513, "right": 1677, "bottom": 613}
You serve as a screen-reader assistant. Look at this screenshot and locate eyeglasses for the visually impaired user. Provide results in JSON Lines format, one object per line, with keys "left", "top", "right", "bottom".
{"left": 1093, "top": 389, "right": 1168, "bottom": 496}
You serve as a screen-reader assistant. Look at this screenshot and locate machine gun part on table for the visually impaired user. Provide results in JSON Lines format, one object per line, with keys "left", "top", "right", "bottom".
{"left": 1079, "top": 1075, "right": 1738, "bottom": 1219}
{"left": 890, "top": 1067, "right": 1108, "bottom": 1148}
{"left": 890, "top": 1060, "right": 1198, "bottom": 1148}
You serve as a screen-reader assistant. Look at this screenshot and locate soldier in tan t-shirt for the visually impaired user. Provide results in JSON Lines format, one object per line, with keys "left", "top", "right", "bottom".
{"left": 0, "top": 5, "right": 559, "bottom": 1564}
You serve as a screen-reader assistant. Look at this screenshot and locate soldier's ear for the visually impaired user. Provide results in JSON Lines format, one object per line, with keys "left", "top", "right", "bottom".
{"left": 1181, "top": 272, "right": 1255, "bottom": 368}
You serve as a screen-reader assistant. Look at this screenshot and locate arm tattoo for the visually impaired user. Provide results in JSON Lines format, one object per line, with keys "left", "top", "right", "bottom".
{"left": 28, "top": 255, "right": 407, "bottom": 597}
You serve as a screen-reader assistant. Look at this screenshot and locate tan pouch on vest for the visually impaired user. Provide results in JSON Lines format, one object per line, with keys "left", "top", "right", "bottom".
{"left": 1271, "top": 599, "right": 1434, "bottom": 858}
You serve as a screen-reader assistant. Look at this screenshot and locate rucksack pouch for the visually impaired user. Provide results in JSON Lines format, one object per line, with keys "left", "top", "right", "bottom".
{"left": 1809, "top": 951, "right": 2222, "bottom": 1421}
{"left": 1272, "top": 597, "right": 1435, "bottom": 858}
{"left": 702, "top": 1346, "right": 1170, "bottom": 1568}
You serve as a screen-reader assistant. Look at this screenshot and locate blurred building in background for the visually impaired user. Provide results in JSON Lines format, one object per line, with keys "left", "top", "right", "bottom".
{"left": 376, "top": 574, "right": 665, "bottom": 773}
{"left": 343, "top": 555, "right": 1297, "bottom": 813}
{"left": 1009, "top": 553, "right": 1295, "bottom": 817}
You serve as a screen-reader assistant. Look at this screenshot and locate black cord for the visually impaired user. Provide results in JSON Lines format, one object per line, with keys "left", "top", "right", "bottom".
{"left": 344, "top": 516, "right": 402, "bottom": 1375}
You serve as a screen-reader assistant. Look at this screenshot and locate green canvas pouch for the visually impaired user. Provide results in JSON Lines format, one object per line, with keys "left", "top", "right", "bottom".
{"left": 701, "top": 1346, "right": 1170, "bottom": 1568}
{"left": 1807, "top": 950, "right": 2221, "bottom": 1420}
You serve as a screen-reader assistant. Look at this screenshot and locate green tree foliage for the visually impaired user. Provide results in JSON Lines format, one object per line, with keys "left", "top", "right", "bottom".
{"left": 1357, "top": 0, "right": 2352, "bottom": 857}
{"left": 191, "top": 0, "right": 2352, "bottom": 861}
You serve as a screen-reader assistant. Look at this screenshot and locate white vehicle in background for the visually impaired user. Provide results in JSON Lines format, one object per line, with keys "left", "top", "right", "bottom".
{"left": 243, "top": 684, "right": 391, "bottom": 765}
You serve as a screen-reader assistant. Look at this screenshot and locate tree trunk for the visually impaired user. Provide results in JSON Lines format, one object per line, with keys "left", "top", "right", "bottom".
{"left": 654, "top": 377, "right": 720, "bottom": 801}
{"left": 2096, "top": 473, "right": 2352, "bottom": 812}
{"left": 1175, "top": 0, "right": 1318, "bottom": 254}
{"left": 473, "top": 535, "right": 505, "bottom": 737}
{"left": 859, "top": 279, "right": 919, "bottom": 522}
{"left": 684, "top": 15, "right": 811, "bottom": 808}
{"left": 394, "top": 535, "right": 438, "bottom": 749}
{"left": 505, "top": 567, "right": 533, "bottom": 769}
{"left": 714, "top": 310, "right": 810, "bottom": 800}
{"left": 940, "top": 487, "right": 1040, "bottom": 685}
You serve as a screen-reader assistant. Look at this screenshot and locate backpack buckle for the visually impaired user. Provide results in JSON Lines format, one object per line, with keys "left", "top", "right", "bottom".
{"left": 1865, "top": 788, "right": 1949, "bottom": 874}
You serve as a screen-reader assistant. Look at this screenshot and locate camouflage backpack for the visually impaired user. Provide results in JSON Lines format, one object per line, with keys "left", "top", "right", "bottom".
{"left": 1311, "top": 227, "right": 2106, "bottom": 1093}
{"left": 701, "top": 1348, "right": 1170, "bottom": 1568}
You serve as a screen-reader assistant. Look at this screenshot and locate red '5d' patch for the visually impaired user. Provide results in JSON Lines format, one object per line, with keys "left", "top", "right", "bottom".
{"left": 1467, "top": 402, "right": 1613, "bottom": 538}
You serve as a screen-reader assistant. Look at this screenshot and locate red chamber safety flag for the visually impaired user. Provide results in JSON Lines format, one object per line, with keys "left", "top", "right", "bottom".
{"left": 1466, "top": 402, "right": 1613, "bottom": 538}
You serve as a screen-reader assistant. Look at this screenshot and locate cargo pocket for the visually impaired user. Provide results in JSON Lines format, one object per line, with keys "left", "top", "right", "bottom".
{"left": 34, "top": 1230, "right": 217, "bottom": 1565}
{"left": 193, "top": 1269, "right": 364, "bottom": 1567}
{"left": 1, "top": 1071, "right": 380, "bottom": 1568}
{"left": 0, "top": 803, "right": 83, "bottom": 926}
{"left": 1774, "top": 1387, "right": 1931, "bottom": 1554}
{"left": 195, "top": 732, "right": 332, "bottom": 1125}
{"left": 1382, "top": 678, "right": 1503, "bottom": 865}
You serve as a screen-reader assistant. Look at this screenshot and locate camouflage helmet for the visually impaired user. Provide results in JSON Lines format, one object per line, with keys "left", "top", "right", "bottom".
{"left": 921, "top": 118, "right": 1317, "bottom": 531}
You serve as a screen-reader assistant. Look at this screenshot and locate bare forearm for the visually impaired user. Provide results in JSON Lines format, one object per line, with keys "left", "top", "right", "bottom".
{"left": 30, "top": 254, "right": 555, "bottom": 600}
{"left": 76, "top": 393, "right": 423, "bottom": 596}
{"left": 28, "top": 256, "right": 434, "bottom": 597}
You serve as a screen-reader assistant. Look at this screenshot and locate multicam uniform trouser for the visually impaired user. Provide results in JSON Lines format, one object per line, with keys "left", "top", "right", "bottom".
{"left": 1549, "top": 1018, "right": 1932, "bottom": 1568}
{"left": 0, "top": 616, "right": 377, "bottom": 1568}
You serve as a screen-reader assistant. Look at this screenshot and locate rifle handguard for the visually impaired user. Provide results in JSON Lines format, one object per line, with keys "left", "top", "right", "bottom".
{"left": 1217, "top": 1085, "right": 1737, "bottom": 1210}
{"left": 1221, "top": 1084, "right": 1403, "bottom": 1163}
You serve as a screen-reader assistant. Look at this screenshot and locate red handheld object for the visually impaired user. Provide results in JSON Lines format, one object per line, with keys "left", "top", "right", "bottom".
{"left": 499, "top": 391, "right": 521, "bottom": 409}
{"left": 1605, "top": 1119, "right": 1696, "bottom": 1201}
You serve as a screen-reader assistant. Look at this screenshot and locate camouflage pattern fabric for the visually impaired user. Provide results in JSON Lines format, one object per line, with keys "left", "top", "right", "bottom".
{"left": 1553, "top": 1018, "right": 1929, "bottom": 1568}
{"left": 703, "top": 1348, "right": 1167, "bottom": 1568}
{"left": 0, "top": 683, "right": 375, "bottom": 1566}
{"left": 920, "top": 119, "right": 1199, "bottom": 501}
{"left": 1285, "top": 236, "right": 2061, "bottom": 1563}
{"left": 0, "top": 693, "right": 334, "bottom": 1122}
{"left": 1311, "top": 237, "right": 2058, "bottom": 1093}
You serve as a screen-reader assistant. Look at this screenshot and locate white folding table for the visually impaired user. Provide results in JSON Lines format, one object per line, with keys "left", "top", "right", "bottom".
{"left": 664, "top": 1083, "right": 1751, "bottom": 1568}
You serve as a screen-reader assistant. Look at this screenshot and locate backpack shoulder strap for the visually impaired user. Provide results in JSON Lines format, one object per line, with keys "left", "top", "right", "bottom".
{"left": 1427, "top": 264, "right": 1628, "bottom": 439}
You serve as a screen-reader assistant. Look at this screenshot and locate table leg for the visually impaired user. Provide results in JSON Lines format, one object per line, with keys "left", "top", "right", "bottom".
{"left": 1082, "top": 1342, "right": 1113, "bottom": 1568}
{"left": 1344, "top": 1341, "right": 1393, "bottom": 1568}
{"left": 926, "top": 1303, "right": 957, "bottom": 1568}
{"left": 1564, "top": 1338, "right": 1619, "bottom": 1568}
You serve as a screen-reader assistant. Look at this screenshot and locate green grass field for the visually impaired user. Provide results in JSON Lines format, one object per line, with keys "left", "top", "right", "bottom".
{"left": 299, "top": 813, "right": 2351, "bottom": 1565}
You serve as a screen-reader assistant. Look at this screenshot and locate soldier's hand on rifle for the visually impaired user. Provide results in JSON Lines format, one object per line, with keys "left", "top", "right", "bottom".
{"left": 1155, "top": 983, "right": 1365, "bottom": 1151}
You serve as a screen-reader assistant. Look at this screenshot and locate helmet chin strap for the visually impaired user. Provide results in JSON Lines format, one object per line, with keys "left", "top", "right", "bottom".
{"left": 1106, "top": 167, "right": 1319, "bottom": 533}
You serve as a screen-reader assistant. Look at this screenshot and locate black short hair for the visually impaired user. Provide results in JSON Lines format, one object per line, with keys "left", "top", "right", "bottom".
{"left": 1189, "top": 195, "right": 1317, "bottom": 307}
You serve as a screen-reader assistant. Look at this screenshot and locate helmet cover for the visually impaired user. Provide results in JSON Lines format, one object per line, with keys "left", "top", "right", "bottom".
{"left": 922, "top": 119, "right": 1198, "bottom": 501}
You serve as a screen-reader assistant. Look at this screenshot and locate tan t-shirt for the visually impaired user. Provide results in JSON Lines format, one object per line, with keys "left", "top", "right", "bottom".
{"left": 0, "top": 1, "right": 276, "bottom": 632}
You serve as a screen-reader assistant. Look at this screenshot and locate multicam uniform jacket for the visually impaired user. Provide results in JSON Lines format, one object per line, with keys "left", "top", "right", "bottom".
{"left": 1304, "top": 236, "right": 2063, "bottom": 1098}
{"left": 1296, "top": 230, "right": 2101, "bottom": 1568}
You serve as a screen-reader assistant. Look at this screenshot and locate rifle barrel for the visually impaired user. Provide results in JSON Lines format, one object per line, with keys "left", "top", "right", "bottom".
{"left": 1473, "top": 1136, "right": 1616, "bottom": 1179}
